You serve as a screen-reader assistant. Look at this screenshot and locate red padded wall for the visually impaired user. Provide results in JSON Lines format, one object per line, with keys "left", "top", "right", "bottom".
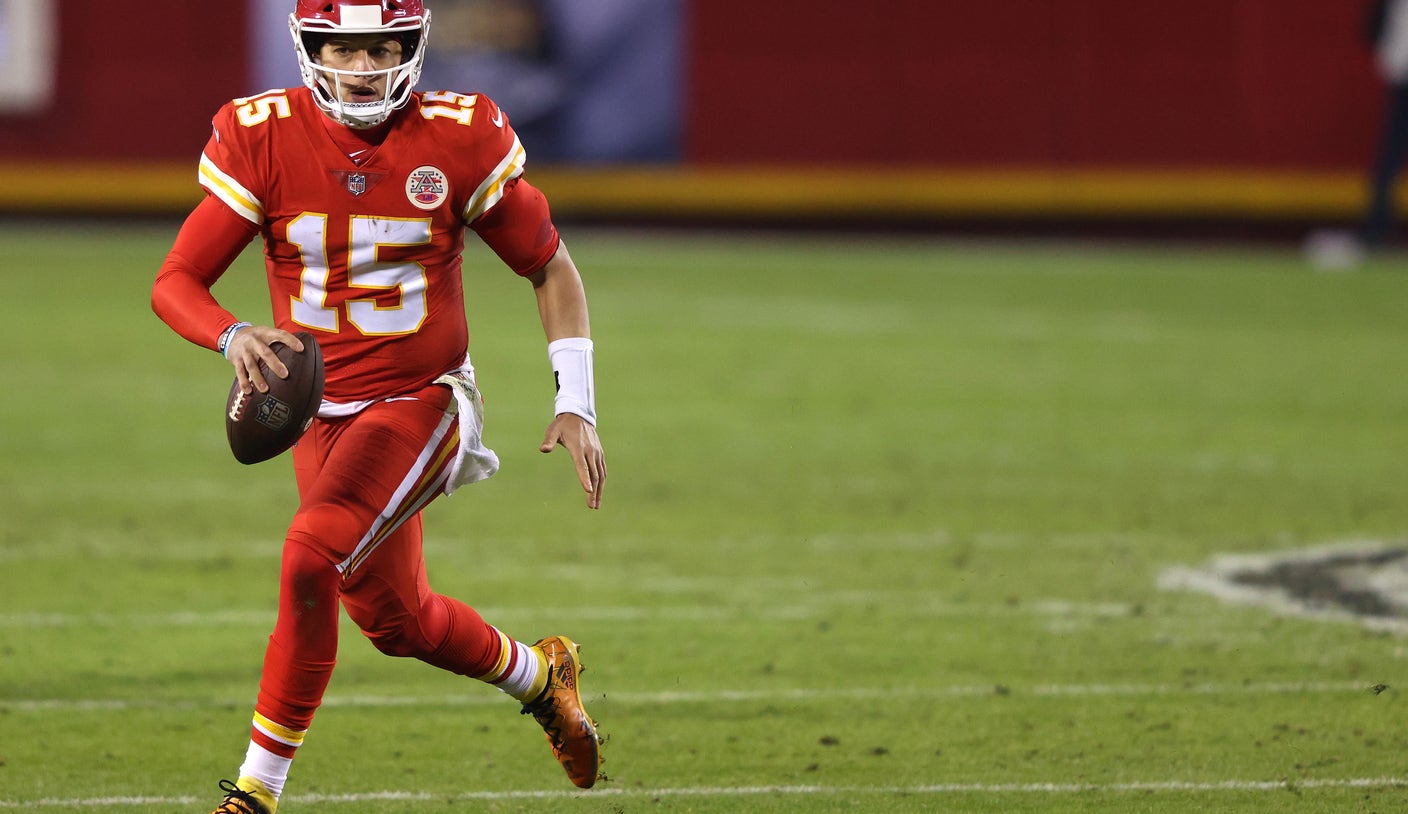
{"left": 685, "top": 0, "right": 1383, "bottom": 169}
{"left": 0, "top": 1, "right": 1385, "bottom": 173}
{"left": 0, "top": 3, "right": 249, "bottom": 160}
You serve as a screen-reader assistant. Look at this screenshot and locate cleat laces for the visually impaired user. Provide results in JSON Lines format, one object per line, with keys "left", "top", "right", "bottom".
{"left": 214, "top": 779, "right": 270, "bottom": 814}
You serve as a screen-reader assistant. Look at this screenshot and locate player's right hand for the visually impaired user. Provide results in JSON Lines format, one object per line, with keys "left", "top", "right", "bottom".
{"left": 227, "top": 325, "right": 305, "bottom": 394}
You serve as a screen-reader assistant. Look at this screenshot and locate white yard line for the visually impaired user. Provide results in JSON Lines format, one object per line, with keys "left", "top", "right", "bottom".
{"left": 3, "top": 776, "right": 1406, "bottom": 808}
{"left": 2, "top": 679, "right": 1375, "bottom": 713}
{"left": 0, "top": 597, "right": 1160, "bottom": 629}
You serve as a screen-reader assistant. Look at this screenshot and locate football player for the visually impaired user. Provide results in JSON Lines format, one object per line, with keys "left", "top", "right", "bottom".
{"left": 150, "top": 2, "right": 605, "bottom": 811}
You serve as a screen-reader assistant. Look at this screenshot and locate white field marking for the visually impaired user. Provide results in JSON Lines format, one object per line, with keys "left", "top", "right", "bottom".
{"left": 3, "top": 776, "right": 1407, "bottom": 808}
{"left": 1, "top": 679, "right": 1376, "bottom": 714}
{"left": 1159, "top": 540, "right": 1408, "bottom": 636}
{"left": 0, "top": 538, "right": 283, "bottom": 563}
{"left": 0, "top": 610, "right": 276, "bottom": 628}
{"left": 0, "top": 527, "right": 1154, "bottom": 564}
{"left": 0, "top": 595, "right": 1157, "bottom": 630}
{"left": 597, "top": 681, "right": 1374, "bottom": 705}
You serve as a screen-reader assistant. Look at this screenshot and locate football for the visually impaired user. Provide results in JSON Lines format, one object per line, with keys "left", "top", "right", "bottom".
{"left": 225, "top": 332, "right": 325, "bottom": 464}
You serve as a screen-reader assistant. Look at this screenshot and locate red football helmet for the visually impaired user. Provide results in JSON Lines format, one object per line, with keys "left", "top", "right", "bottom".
{"left": 289, "top": 0, "right": 432, "bottom": 127}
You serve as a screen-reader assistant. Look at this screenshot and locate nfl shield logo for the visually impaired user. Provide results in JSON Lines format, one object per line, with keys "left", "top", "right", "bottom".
{"left": 346, "top": 173, "right": 367, "bottom": 196}
{"left": 255, "top": 396, "right": 292, "bottom": 431}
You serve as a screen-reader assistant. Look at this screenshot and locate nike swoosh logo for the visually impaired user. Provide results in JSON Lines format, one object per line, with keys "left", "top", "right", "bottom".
{"left": 492, "top": 108, "right": 505, "bottom": 128}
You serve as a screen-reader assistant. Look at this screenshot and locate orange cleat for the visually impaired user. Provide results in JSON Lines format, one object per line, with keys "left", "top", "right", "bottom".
{"left": 521, "top": 636, "right": 602, "bottom": 788}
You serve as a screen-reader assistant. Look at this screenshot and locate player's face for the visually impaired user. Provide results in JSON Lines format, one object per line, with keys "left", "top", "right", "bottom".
{"left": 315, "top": 34, "right": 405, "bottom": 104}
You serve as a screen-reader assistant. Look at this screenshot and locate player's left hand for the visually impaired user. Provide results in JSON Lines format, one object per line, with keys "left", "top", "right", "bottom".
{"left": 540, "top": 414, "right": 606, "bottom": 509}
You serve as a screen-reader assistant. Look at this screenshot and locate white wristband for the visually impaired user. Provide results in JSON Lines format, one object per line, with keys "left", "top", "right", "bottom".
{"left": 547, "top": 337, "right": 596, "bottom": 426}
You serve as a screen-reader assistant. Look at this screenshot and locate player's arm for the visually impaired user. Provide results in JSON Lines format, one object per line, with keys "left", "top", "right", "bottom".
{"left": 472, "top": 176, "right": 605, "bottom": 508}
{"left": 152, "top": 195, "right": 303, "bottom": 393}
{"left": 528, "top": 241, "right": 606, "bottom": 510}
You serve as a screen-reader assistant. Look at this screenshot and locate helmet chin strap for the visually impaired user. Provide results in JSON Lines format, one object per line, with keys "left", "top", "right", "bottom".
{"left": 314, "top": 69, "right": 412, "bottom": 128}
{"left": 333, "top": 101, "right": 394, "bottom": 128}
{"left": 317, "top": 83, "right": 383, "bottom": 127}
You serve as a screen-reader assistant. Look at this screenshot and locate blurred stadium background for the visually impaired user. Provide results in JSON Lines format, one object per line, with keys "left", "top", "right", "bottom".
{"left": 0, "top": 0, "right": 1393, "bottom": 234}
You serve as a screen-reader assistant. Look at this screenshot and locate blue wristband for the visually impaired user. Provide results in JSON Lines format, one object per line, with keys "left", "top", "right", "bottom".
{"left": 219, "top": 322, "right": 252, "bottom": 359}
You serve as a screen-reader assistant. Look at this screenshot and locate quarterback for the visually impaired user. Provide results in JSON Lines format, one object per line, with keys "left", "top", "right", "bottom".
{"left": 150, "top": 2, "right": 605, "bottom": 812}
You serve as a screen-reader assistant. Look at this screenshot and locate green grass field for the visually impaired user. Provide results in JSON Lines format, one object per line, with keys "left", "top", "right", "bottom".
{"left": 3, "top": 219, "right": 1408, "bottom": 813}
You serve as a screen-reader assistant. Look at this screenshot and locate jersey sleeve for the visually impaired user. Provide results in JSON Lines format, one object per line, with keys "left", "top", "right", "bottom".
{"left": 198, "top": 101, "right": 268, "bottom": 225}
{"left": 457, "top": 95, "right": 528, "bottom": 224}
{"left": 452, "top": 96, "right": 559, "bottom": 274}
{"left": 471, "top": 177, "right": 561, "bottom": 275}
{"left": 151, "top": 194, "right": 261, "bottom": 350}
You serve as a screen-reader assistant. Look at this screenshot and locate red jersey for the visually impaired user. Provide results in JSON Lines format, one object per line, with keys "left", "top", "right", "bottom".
{"left": 195, "top": 87, "right": 556, "bottom": 404}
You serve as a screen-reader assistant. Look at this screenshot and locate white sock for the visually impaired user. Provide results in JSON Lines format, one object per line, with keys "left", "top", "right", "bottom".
{"left": 496, "top": 638, "right": 544, "bottom": 700}
{"left": 239, "top": 741, "right": 292, "bottom": 797}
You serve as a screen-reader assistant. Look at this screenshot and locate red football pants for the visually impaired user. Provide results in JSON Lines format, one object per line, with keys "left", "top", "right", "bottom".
{"left": 251, "top": 382, "right": 503, "bottom": 754}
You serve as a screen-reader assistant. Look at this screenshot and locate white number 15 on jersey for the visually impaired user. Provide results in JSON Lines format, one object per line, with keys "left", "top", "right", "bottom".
{"left": 286, "top": 213, "right": 430, "bottom": 336}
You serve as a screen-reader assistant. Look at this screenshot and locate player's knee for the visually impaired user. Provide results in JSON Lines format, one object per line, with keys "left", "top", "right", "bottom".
{"left": 286, "top": 503, "right": 362, "bottom": 567}
{"left": 280, "top": 537, "right": 340, "bottom": 599}
{"left": 359, "top": 616, "right": 433, "bottom": 659}
{"left": 347, "top": 593, "right": 446, "bottom": 660}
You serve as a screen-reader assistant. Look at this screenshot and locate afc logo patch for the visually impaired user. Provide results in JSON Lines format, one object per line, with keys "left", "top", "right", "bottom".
{"left": 406, "top": 165, "right": 449, "bottom": 210}
{"left": 255, "top": 396, "right": 292, "bottom": 431}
